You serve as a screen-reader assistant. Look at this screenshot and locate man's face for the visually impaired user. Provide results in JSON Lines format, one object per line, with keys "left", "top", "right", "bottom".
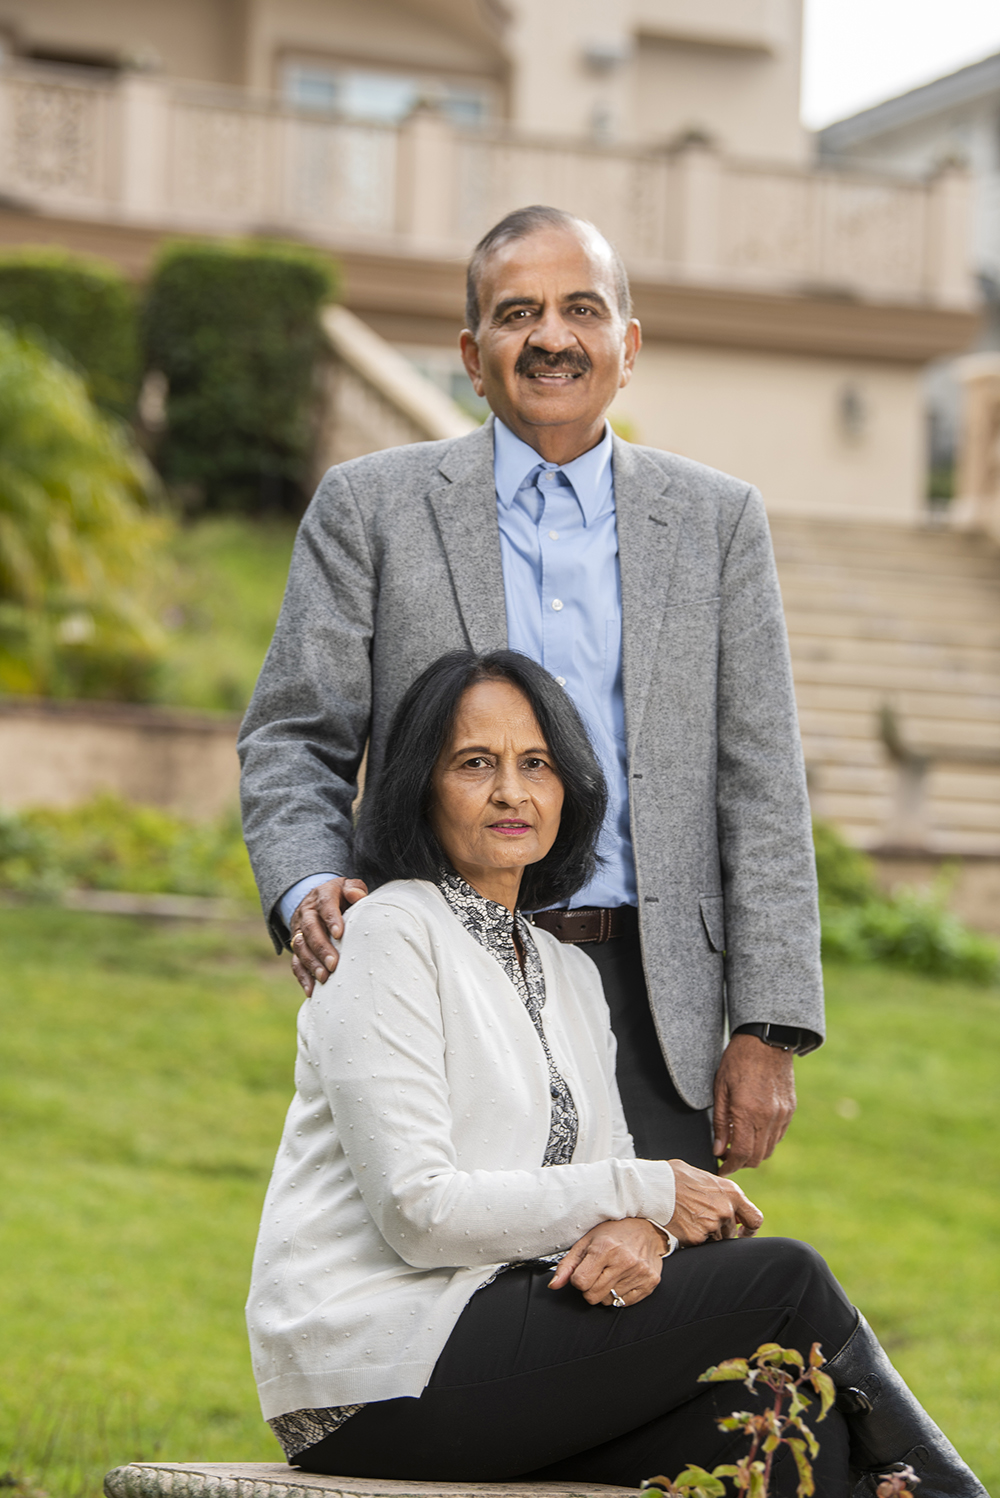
{"left": 460, "top": 223, "right": 641, "bottom": 459}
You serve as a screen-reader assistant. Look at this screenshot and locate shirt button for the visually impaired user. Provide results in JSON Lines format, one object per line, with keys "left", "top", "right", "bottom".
{"left": 555, "top": 676, "right": 566, "bottom": 687}
{"left": 548, "top": 530, "right": 559, "bottom": 540}
{"left": 543, "top": 472, "right": 556, "bottom": 483}
{"left": 551, "top": 599, "right": 563, "bottom": 611}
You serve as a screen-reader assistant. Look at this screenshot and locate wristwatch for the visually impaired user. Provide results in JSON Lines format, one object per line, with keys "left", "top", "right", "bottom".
{"left": 733, "top": 1022, "right": 821, "bottom": 1056}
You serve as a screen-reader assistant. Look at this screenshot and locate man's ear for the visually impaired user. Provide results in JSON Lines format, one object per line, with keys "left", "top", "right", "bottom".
{"left": 460, "top": 329, "right": 485, "bottom": 397}
{"left": 619, "top": 318, "right": 642, "bottom": 390}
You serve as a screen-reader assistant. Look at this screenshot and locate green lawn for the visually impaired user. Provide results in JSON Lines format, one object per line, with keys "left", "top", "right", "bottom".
{"left": 156, "top": 517, "right": 297, "bottom": 713}
{"left": 742, "top": 964, "right": 1000, "bottom": 1484}
{"left": 1, "top": 911, "right": 997, "bottom": 1497}
{"left": 0, "top": 910, "right": 294, "bottom": 1498}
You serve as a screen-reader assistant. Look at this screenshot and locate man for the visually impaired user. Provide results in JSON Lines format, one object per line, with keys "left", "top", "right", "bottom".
{"left": 239, "top": 204, "right": 823, "bottom": 1177}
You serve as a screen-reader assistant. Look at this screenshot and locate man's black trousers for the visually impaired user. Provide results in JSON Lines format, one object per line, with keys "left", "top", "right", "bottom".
{"left": 297, "top": 1236, "right": 855, "bottom": 1493}
{"left": 581, "top": 908, "right": 717, "bottom": 1169}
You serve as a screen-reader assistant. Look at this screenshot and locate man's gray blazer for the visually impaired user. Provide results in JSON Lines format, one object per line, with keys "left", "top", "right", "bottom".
{"left": 239, "top": 418, "right": 824, "bottom": 1109}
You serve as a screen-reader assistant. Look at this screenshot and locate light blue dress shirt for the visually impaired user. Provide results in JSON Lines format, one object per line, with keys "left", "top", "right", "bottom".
{"left": 493, "top": 418, "right": 635, "bottom": 909}
{"left": 278, "top": 418, "right": 636, "bottom": 928}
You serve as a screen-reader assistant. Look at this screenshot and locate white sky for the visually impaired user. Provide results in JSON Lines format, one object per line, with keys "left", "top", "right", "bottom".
{"left": 801, "top": 0, "right": 1000, "bottom": 129}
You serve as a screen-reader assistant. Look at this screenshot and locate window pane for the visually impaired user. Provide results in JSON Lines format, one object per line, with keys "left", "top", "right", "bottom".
{"left": 442, "top": 86, "right": 488, "bottom": 128}
{"left": 283, "top": 62, "right": 491, "bottom": 128}
{"left": 341, "top": 72, "right": 418, "bottom": 123}
{"left": 284, "top": 64, "right": 341, "bottom": 112}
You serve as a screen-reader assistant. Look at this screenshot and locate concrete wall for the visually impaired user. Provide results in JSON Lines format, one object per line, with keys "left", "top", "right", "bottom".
{"left": 633, "top": 20, "right": 807, "bottom": 160}
{"left": 818, "top": 82, "right": 1000, "bottom": 292}
{"left": 244, "top": 0, "right": 503, "bottom": 96}
{"left": 0, "top": 700, "right": 241, "bottom": 819}
{"left": 610, "top": 342, "right": 926, "bottom": 521}
{"left": 0, "top": 0, "right": 247, "bottom": 83}
{"left": 503, "top": 0, "right": 807, "bottom": 158}
{"left": 1, "top": 0, "right": 808, "bottom": 160}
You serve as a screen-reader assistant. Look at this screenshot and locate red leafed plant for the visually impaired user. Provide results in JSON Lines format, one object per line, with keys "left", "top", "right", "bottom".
{"left": 642, "top": 1341, "right": 918, "bottom": 1498}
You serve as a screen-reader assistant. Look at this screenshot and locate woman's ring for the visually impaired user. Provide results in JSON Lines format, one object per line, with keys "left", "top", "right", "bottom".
{"left": 610, "top": 1288, "right": 626, "bottom": 1308}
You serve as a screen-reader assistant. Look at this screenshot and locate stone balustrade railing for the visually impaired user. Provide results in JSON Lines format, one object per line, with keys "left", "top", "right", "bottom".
{"left": 0, "top": 61, "right": 975, "bottom": 309}
{"left": 315, "top": 304, "right": 477, "bottom": 471}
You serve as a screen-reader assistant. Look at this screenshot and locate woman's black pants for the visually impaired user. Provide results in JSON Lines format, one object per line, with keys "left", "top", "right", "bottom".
{"left": 296, "top": 1236, "right": 857, "bottom": 1494}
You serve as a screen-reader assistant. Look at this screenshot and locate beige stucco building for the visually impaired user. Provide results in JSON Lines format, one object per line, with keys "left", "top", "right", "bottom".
{"left": 2, "top": 0, "right": 999, "bottom": 885}
{"left": 0, "top": 0, "right": 978, "bottom": 523}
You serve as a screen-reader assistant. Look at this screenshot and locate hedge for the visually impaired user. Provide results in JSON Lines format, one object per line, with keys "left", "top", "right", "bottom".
{"left": 0, "top": 321, "right": 165, "bottom": 700}
{"left": 813, "top": 820, "right": 999, "bottom": 983}
{"left": 143, "top": 238, "right": 339, "bottom": 514}
{"left": 0, "top": 793, "right": 256, "bottom": 902}
{"left": 0, "top": 247, "right": 140, "bottom": 415}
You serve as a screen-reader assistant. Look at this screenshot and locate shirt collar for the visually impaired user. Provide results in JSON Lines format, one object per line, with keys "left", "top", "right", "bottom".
{"left": 494, "top": 418, "right": 614, "bottom": 526}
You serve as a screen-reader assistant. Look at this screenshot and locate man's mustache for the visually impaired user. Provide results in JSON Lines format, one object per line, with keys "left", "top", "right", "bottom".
{"left": 514, "top": 348, "right": 592, "bottom": 376}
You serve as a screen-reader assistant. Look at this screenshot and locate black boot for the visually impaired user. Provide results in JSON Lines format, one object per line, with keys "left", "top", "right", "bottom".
{"left": 823, "top": 1313, "right": 988, "bottom": 1497}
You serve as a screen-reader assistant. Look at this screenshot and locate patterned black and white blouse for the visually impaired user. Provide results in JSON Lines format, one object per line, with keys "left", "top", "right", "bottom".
{"left": 269, "top": 873, "right": 579, "bottom": 1461}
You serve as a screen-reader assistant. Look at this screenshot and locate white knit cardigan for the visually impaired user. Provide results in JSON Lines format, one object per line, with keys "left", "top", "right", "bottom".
{"left": 246, "top": 880, "right": 678, "bottom": 1421}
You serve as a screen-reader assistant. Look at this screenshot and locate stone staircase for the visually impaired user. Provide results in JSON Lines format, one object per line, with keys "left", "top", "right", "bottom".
{"left": 769, "top": 515, "right": 1000, "bottom": 856}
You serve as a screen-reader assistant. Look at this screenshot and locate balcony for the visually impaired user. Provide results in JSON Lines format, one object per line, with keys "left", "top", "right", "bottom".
{"left": 0, "top": 61, "right": 975, "bottom": 313}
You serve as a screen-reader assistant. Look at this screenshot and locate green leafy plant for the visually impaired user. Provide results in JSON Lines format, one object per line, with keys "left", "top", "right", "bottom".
{"left": 814, "top": 821, "right": 999, "bottom": 985}
{"left": 143, "top": 238, "right": 338, "bottom": 514}
{"left": 642, "top": 1342, "right": 836, "bottom": 1498}
{"left": 813, "top": 819, "right": 878, "bottom": 907}
{"left": 0, "top": 793, "right": 256, "bottom": 903}
{"left": 0, "top": 247, "right": 140, "bottom": 416}
{"left": 0, "top": 321, "right": 167, "bottom": 699}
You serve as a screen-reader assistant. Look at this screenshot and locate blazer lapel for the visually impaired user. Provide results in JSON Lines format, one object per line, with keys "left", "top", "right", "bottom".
{"left": 428, "top": 419, "right": 508, "bottom": 654}
{"left": 613, "top": 436, "right": 685, "bottom": 750}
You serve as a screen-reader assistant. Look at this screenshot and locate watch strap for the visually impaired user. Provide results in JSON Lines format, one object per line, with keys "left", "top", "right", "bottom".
{"left": 733, "top": 1022, "right": 820, "bottom": 1056}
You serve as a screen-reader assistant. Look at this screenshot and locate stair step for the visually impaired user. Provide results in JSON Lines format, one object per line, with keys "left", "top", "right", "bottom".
{"left": 775, "top": 551, "right": 1000, "bottom": 582}
{"left": 790, "top": 661, "right": 1000, "bottom": 695}
{"left": 798, "top": 705, "right": 1000, "bottom": 741}
{"left": 767, "top": 515, "right": 1000, "bottom": 852}
{"left": 790, "top": 637, "right": 1000, "bottom": 671}
{"left": 780, "top": 587, "right": 1000, "bottom": 622}
{"left": 793, "top": 684, "right": 1000, "bottom": 723}
{"left": 782, "top": 613, "right": 1000, "bottom": 650}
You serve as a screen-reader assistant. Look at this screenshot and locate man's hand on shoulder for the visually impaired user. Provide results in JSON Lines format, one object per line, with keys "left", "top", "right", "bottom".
{"left": 289, "top": 877, "right": 369, "bottom": 995}
{"left": 712, "top": 1032, "right": 796, "bottom": 1175}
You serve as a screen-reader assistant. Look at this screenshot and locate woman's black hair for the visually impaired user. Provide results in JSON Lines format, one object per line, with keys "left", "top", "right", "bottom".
{"left": 354, "top": 650, "right": 608, "bottom": 910}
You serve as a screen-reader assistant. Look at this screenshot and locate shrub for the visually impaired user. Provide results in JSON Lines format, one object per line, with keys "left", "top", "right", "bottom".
{"left": 143, "top": 238, "right": 339, "bottom": 514}
{"left": 0, "top": 247, "right": 140, "bottom": 415}
{"left": 0, "top": 793, "right": 256, "bottom": 902}
{"left": 812, "top": 819, "right": 877, "bottom": 906}
{"left": 814, "top": 820, "right": 999, "bottom": 984}
{"left": 0, "top": 322, "right": 166, "bottom": 699}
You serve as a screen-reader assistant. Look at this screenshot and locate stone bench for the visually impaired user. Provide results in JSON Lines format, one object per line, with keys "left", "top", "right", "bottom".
{"left": 104, "top": 1464, "right": 639, "bottom": 1498}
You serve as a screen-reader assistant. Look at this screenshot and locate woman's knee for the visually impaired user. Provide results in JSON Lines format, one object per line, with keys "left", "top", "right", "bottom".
{"left": 756, "top": 1235, "right": 833, "bottom": 1285}
{"left": 733, "top": 1236, "right": 855, "bottom": 1347}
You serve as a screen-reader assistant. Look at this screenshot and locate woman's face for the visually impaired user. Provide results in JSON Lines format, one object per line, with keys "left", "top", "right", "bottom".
{"left": 429, "top": 678, "right": 564, "bottom": 910}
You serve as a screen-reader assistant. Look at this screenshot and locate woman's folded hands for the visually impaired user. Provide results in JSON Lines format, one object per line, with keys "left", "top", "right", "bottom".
{"left": 548, "top": 1216, "right": 672, "bottom": 1307}
{"left": 547, "top": 1164, "right": 763, "bottom": 1309}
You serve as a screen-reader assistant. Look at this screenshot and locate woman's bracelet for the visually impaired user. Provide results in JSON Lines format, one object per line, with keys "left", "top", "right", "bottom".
{"left": 646, "top": 1217, "right": 679, "bottom": 1257}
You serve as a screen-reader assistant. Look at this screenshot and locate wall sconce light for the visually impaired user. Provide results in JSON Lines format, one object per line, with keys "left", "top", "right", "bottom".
{"left": 838, "top": 382, "right": 868, "bottom": 441}
{"left": 582, "top": 39, "right": 632, "bottom": 74}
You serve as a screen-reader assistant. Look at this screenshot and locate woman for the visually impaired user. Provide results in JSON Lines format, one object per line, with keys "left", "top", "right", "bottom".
{"left": 247, "top": 650, "right": 985, "bottom": 1497}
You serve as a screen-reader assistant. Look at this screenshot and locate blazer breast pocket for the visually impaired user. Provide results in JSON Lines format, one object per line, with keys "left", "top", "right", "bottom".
{"left": 699, "top": 894, "right": 726, "bottom": 954}
{"left": 664, "top": 595, "right": 721, "bottom": 614}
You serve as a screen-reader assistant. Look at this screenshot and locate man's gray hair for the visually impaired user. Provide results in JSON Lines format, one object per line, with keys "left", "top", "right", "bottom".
{"left": 465, "top": 205, "right": 633, "bottom": 332}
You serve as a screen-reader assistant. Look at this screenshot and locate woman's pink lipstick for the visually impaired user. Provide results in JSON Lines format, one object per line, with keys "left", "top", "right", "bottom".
{"left": 489, "top": 820, "right": 531, "bottom": 836}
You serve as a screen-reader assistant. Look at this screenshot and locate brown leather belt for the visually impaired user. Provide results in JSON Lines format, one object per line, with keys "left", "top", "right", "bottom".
{"left": 530, "top": 906, "right": 628, "bottom": 944}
